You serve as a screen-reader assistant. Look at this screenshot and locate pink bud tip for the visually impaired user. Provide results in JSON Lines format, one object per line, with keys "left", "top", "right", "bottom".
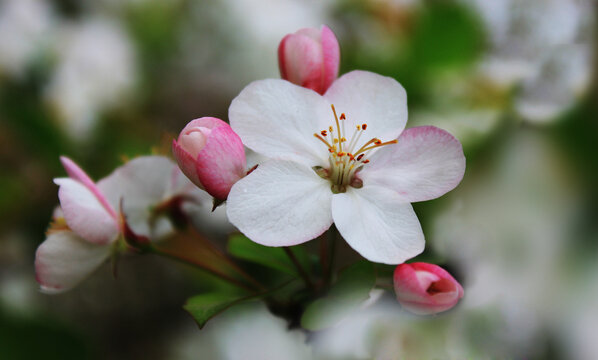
{"left": 172, "top": 117, "right": 247, "bottom": 200}
{"left": 278, "top": 25, "right": 340, "bottom": 94}
{"left": 393, "top": 262, "right": 464, "bottom": 315}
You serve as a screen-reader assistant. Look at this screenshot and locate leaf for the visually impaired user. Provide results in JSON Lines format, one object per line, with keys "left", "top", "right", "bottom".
{"left": 227, "top": 234, "right": 311, "bottom": 277}
{"left": 183, "top": 292, "right": 246, "bottom": 329}
{"left": 301, "top": 261, "right": 376, "bottom": 331}
{"left": 184, "top": 279, "right": 298, "bottom": 329}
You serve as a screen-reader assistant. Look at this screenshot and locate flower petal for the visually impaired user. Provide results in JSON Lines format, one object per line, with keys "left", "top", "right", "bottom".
{"left": 324, "top": 71, "right": 408, "bottom": 141}
{"left": 331, "top": 185, "right": 424, "bottom": 264}
{"left": 35, "top": 231, "right": 111, "bottom": 294}
{"left": 59, "top": 156, "right": 118, "bottom": 219}
{"left": 55, "top": 178, "right": 119, "bottom": 245}
{"left": 227, "top": 160, "right": 333, "bottom": 246}
{"left": 229, "top": 79, "right": 331, "bottom": 167}
{"left": 360, "top": 126, "right": 465, "bottom": 203}
{"left": 97, "top": 156, "right": 179, "bottom": 239}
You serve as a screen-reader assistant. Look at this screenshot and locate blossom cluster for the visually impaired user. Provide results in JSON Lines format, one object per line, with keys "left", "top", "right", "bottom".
{"left": 35, "top": 25, "right": 466, "bottom": 316}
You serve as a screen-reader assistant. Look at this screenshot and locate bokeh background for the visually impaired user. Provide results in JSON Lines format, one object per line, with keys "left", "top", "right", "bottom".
{"left": 1, "top": 0, "right": 597, "bottom": 359}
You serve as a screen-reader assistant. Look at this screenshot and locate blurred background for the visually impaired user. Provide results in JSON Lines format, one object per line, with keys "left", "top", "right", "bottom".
{"left": 0, "top": 0, "right": 597, "bottom": 359}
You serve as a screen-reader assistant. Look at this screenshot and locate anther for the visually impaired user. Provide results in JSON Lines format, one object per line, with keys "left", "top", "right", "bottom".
{"left": 362, "top": 124, "right": 367, "bottom": 130}
{"left": 321, "top": 130, "right": 328, "bottom": 136}
{"left": 340, "top": 113, "right": 346, "bottom": 120}
{"left": 356, "top": 154, "right": 365, "bottom": 161}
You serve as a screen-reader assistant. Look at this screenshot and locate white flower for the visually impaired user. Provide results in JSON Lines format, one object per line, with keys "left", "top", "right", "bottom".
{"left": 45, "top": 18, "right": 136, "bottom": 139}
{"left": 0, "top": 0, "right": 54, "bottom": 78}
{"left": 35, "top": 156, "right": 206, "bottom": 293}
{"left": 226, "top": 71, "right": 465, "bottom": 264}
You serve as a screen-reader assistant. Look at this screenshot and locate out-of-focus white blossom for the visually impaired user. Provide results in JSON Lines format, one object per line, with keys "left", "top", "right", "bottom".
{"left": 433, "top": 130, "right": 582, "bottom": 351}
{"left": 515, "top": 44, "right": 592, "bottom": 123}
{"left": 45, "top": 18, "right": 136, "bottom": 139}
{"left": 464, "top": 0, "right": 594, "bottom": 122}
{"left": 170, "top": 303, "right": 312, "bottom": 360}
{"left": 0, "top": 0, "right": 54, "bottom": 78}
{"left": 313, "top": 298, "right": 479, "bottom": 359}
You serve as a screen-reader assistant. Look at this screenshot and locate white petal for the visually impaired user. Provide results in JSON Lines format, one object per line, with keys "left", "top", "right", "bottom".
{"left": 35, "top": 231, "right": 111, "bottom": 294}
{"left": 55, "top": 178, "right": 119, "bottom": 245}
{"left": 332, "top": 186, "right": 424, "bottom": 264}
{"left": 97, "top": 156, "right": 178, "bottom": 239}
{"left": 229, "top": 79, "right": 331, "bottom": 167}
{"left": 360, "top": 126, "right": 465, "bottom": 203}
{"left": 227, "top": 160, "right": 333, "bottom": 246}
{"left": 324, "top": 70, "right": 408, "bottom": 141}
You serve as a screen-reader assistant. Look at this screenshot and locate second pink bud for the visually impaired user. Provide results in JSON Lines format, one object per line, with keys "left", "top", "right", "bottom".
{"left": 278, "top": 25, "right": 340, "bottom": 95}
{"left": 173, "top": 117, "right": 246, "bottom": 200}
{"left": 393, "top": 262, "right": 464, "bottom": 315}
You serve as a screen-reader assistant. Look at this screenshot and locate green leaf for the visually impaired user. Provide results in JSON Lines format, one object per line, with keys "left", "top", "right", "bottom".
{"left": 227, "top": 234, "right": 311, "bottom": 277}
{"left": 301, "top": 261, "right": 376, "bottom": 331}
{"left": 183, "top": 292, "right": 246, "bottom": 329}
{"left": 184, "top": 279, "right": 299, "bottom": 329}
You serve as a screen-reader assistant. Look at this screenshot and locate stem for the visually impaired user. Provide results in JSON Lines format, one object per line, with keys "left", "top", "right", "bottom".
{"left": 319, "top": 233, "right": 328, "bottom": 280}
{"left": 325, "top": 225, "right": 338, "bottom": 286}
{"left": 150, "top": 246, "right": 255, "bottom": 292}
{"left": 283, "top": 247, "right": 314, "bottom": 290}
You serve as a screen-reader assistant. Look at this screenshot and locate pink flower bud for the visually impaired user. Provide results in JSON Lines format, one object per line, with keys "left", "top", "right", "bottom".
{"left": 393, "top": 262, "right": 464, "bottom": 315}
{"left": 278, "top": 25, "right": 340, "bottom": 94}
{"left": 172, "top": 117, "right": 246, "bottom": 200}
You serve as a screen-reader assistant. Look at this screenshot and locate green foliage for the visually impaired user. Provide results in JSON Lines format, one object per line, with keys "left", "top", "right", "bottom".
{"left": 183, "top": 292, "right": 248, "bottom": 329}
{"left": 410, "top": 2, "right": 485, "bottom": 70}
{"left": 227, "top": 234, "right": 311, "bottom": 277}
{"left": 301, "top": 261, "right": 376, "bottom": 330}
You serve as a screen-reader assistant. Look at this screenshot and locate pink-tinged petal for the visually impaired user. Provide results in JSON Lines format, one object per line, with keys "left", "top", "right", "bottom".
{"left": 194, "top": 123, "right": 246, "bottom": 200}
{"left": 331, "top": 185, "right": 424, "bottom": 264}
{"left": 55, "top": 178, "right": 119, "bottom": 245}
{"left": 393, "top": 262, "right": 464, "bottom": 315}
{"left": 229, "top": 79, "right": 331, "bottom": 167}
{"left": 320, "top": 25, "right": 340, "bottom": 92}
{"left": 360, "top": 126, "right": 465, "bottom": 203}
{"left": 227, "top": 160, "right": 333, "bottom": 246}
{"left": 324, "top": 71, "right": 408, "bottom": 141}
{"left": 59, "top": 156, "right": 117, "bottom": 219}
{"left": 35, "top": 231, "right": 111, "bottom": 294}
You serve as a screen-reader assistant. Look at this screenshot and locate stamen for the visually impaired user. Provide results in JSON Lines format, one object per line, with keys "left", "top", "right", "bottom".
{"left": 356, "top": 139, "right": 398, "bottom": 154}
{"left": 331, "top": 104, "right": 342, "bottom": 152}
{"left": 314, "top": 133, "right": 332, "bottom": 148}
{"left": 314, "top": 107, "right": 398, "bottom": 193}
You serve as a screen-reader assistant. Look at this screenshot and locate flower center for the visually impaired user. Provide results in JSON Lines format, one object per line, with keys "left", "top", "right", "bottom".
{"left": 313, "top": 104, "right": 397, "bottom": 193}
